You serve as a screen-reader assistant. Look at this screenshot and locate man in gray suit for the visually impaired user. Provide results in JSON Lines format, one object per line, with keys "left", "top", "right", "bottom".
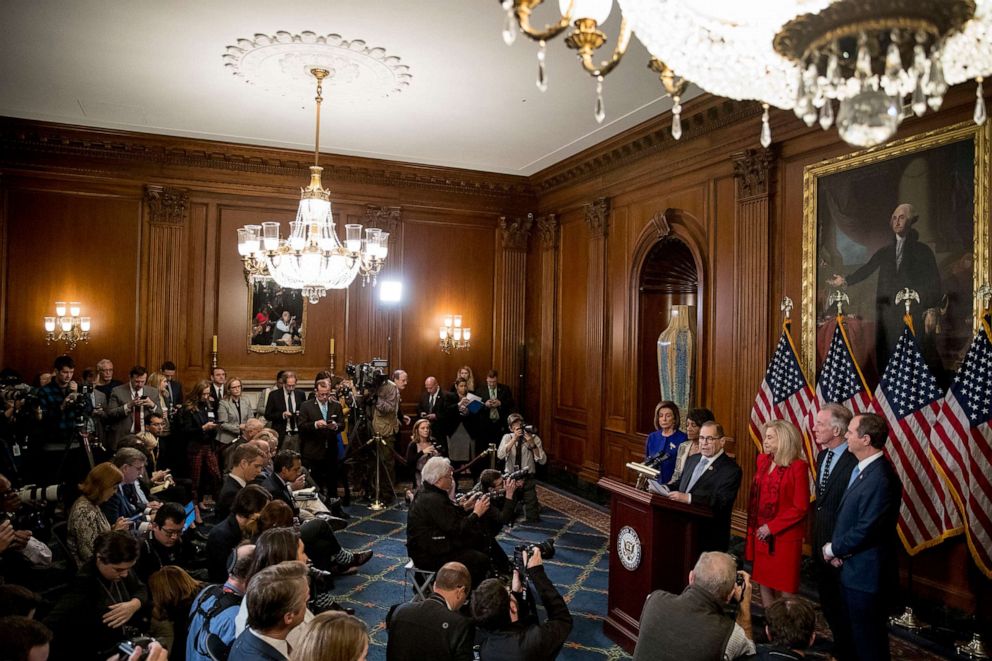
{"left": 105, "top": 366, "right": 161, "bottom": 451}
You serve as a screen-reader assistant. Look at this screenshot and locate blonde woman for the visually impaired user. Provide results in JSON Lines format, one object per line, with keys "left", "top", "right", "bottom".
{"left": 66, "top": 462, "right": 127, "bottom": 567}
{"left": 290, "top": 611, "right": 368, "bottom": 661}
{"left": 745, "top": 419, "right": 810, "bottom": 608}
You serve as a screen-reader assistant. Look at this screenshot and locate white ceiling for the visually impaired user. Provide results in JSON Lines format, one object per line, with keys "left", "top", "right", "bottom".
{"left": 0, "top": 0, "right": 696, "bottom": 176}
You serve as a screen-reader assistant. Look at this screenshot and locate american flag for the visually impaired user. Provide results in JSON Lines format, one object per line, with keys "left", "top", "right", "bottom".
{"left": 931, "top": 312, "right": 992, "bottom": 577}
{"left": 816, "top": 316, "right": 873, "bottom": 415}
{"left": 872, "top": 318, "right": 962, "bottom": 554}
{"left": 750, "top": 319, "right": 817, "bottom": 472}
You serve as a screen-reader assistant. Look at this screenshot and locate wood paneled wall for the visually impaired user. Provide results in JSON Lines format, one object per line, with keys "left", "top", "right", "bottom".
{"left": 2, "top": 82, "right": 990, "bottom": 613}
{"left": 0, "top": 118, "right": 533, "bottom": 394}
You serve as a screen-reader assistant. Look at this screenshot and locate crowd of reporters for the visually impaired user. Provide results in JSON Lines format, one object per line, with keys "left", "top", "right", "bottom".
{"left": 0, "top": 357, "right": 573, "bottom": 661}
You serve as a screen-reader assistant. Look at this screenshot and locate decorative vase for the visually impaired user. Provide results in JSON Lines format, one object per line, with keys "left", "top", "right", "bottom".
{"left": 657, "top": 304, "right": 694, "bottom": 419}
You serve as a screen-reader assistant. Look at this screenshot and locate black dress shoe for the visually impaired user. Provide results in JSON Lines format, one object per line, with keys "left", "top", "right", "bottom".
{"left": 347, "top": 549, "right": 373, "bottom": 569}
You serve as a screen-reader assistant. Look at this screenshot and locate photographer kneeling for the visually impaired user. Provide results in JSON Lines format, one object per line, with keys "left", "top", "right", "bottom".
{"left": 496, "top": 414, "right": 546, "bottom": 523}
{"left": 475, "top": 469, "right": 522, "bottom": 577}
{"left": 471, "top": 546, "right": 572, "bottom": 660}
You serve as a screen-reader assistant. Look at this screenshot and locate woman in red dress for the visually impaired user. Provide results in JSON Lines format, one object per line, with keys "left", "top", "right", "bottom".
{"left": 745, "top": 419, "right": 810, "bottom": 608}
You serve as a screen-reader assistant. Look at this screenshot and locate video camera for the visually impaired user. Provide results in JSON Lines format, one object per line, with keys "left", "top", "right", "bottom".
{"left": 116, "top": 635, "right": 158, "bottom": 661}
{"left": 345, "top": 359, "right": 389, "bottom": 394}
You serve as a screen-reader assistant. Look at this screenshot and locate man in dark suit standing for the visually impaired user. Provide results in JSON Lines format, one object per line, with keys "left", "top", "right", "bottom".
{"left": 386, "top": 561, "right": 475, "bottom": 660}
{"left": 297, "top": 377, "right": 343, "bottom": 499}
{"left": 822, "top": 413, "right": 902, "bottom": 661}
{"left": 416, "top": 376, "right": 449, "bottom": 453}
{"left": 666, "top": 421, "right": 743, "bottom": 553}
{"left": 264, "top": 371, "right": 306, "bottom": 452}
{"left": 811, "top": 403, "right": 858, "bottom": 661}
{"left": 160, "top": 361, "right": 183, "bottom": 418}
{"left": 476, "top": 369, "right": 515, "bottom": 446}
{"left": 229, "top": 561, "right": 309, "bottom": 661}
{"left": 209, "top": 366, "right": 227, "bottom": 414}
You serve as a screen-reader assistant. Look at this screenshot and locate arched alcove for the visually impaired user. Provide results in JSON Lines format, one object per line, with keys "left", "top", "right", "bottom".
{"left": 637, "top": 235, "right": 700, "bottom": 434}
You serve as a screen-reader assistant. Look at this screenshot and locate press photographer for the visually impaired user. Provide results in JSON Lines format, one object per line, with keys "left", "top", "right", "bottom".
{"left": 471, "top": 546, "right": 572, "bottom": 660}
{"left": 496, "top": 414, "right": 546, "bottom": 523}
{"left": 134, "top": 502, "right": 198, "bottom": 583}
{"left": 36, "top": 356, "right": 94, "bottom": 491}
{"left": 474, "top": 468, "right": 523, "bottom": 576}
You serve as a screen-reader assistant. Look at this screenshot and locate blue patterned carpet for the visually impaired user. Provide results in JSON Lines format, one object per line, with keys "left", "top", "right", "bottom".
{"left": 325, "top": 493, "right": 632, "bottom": 660}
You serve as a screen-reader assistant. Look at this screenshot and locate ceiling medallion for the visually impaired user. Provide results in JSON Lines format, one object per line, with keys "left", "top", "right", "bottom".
{"left": 223, "top": 31, "right": 412, "bottom": 101}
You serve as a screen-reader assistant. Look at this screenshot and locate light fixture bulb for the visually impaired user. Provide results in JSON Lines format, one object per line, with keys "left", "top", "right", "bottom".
{"left": 80, "top": 317, "right": 91, "bottom": 332}
{"left": 69, "top": 302, "right": 81, "bottom": 317}
{"left": 55, "top": 301, "right": 66, "bottom": 317}
{"left": 560, "top": 0, "right": 612, "bottom": 25}
{"left": 44, "top": 317, "right": 56, "bottom": 333}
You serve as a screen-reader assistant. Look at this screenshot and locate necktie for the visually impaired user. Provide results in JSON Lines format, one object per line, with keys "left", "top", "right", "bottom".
{"left": 132, "top": 391, "right": 142, "bottom": 433}
{"left": 319, "top": 401, "right": 328, "bottom": 421}
{"left": 287, "top": 391, "right": 296, "bottom": 432}
{"left": 490, "top": 387, "right": 499, "bottom": 420}
{"left": 429, "top": 392, "right": 436, "bottom": 412}
{"left": 686, "top": 457, "right": 709, "bottom": 492}
{"left": 819, "top": 450, "right": 835, "bottom": 494}
{"left": 896, "top": 240, "right": 904, "bottom": 269}
{"left": 234, "top": 400, "right": 242, "bottom": 424}
{"left": 847, "top": 465, "right": 862, "bottom": 489}
{"left": 515, "top": 437, "right": 524, "bottom": 471}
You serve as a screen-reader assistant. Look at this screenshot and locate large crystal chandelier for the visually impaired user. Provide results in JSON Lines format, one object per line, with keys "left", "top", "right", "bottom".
{"left": 237, "top": 68, "right": 388, "bottom": 303}
{"left": 499, "top": 0, "right": 992, "bottom": 148}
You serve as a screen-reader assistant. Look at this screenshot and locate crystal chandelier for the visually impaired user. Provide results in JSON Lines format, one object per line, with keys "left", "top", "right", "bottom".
{"left": 499, "top": 0, "right": 992, "bottom": 148}
{"left": 237, "top": 68, "right": 388, "bottom": 303}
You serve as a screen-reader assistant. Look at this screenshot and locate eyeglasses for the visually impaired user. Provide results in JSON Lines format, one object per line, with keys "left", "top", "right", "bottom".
{"left": 699, "top": 435, "right": 723, "bottom": 442}
{"left": 159, "top": 528, "right": 182, "bottom": 539}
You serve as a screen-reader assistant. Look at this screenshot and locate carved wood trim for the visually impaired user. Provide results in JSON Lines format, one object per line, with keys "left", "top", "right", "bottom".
{"left": 535, "top": 213, "right": 559, "bottom": 250}
{"left": 0, "top": 117, "right": 533, "bottom": 200}
{"left": 584, "top": 197, "right": 611, "bottom": 239}
{"left": 497, "top": 213, "right": 533, "bottom": 251}
{"left": 532, "top": 98, "right": 762, "bottom": 192}
{"left": 364, "top": 205, "right": 402, "bottom": 237}
{"left": 144, "top": 185, "right": 190, "bottom": 225}
{"left": 731, "top": 148, "right": 774, "bottom": 200}
{"left": 648, "top": 210, "right": 672, "bottom": 239}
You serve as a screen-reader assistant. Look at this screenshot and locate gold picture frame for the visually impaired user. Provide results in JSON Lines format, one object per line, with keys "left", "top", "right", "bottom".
{"left": 247, "top": 276, "right": 307, "bottom": 354}
{"left": 801, "top": 120, "right": 990, "bottom": 383}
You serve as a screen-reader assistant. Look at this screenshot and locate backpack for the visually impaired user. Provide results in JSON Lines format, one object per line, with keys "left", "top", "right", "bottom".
{"left": 190, "top": 584, "right": 243, "bottom": 657}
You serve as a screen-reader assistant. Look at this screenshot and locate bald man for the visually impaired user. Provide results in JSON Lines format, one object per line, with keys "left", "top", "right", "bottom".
{"left": 828, "top": 202, "right": 940, "bottom": 374}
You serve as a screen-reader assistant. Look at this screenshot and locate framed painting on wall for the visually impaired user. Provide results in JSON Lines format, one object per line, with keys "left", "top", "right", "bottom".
{"left": 801, "top": 121, "right": 989, "bottom": 388}
{"left": 248, "top": 276, "right": 306, "bottom": 353}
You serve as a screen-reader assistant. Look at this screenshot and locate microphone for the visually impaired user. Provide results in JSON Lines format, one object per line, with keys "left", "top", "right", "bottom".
{"left": 644, "top": 452, "right": 670, "bottom": 469}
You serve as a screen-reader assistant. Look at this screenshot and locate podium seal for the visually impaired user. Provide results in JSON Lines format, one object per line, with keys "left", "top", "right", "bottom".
{"left": 616, "top": 525, "right": 642, "bottom": 571}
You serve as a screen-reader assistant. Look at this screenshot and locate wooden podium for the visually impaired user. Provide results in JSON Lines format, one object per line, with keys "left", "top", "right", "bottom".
{"left": 598, "top": 477, "right": 713, "bottom": 653}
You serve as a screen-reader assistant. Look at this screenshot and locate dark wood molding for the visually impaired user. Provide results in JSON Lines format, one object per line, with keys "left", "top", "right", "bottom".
{"left": 536, "top": 213, "right": 559, "bottom": 250}
{"left": 497, "top": 213, "right": 533, "bottom": 251}
{"left": 731, "top": 148, "right": 774, "bottom": 199}
{"left": 0, "top": 117, "right": 533, "bottom": 200}
{"left": 584, "top": 197, "right": 611, "bottom": 239}
{"left": 144, "top": 184, "right": 190, "bottom": 225}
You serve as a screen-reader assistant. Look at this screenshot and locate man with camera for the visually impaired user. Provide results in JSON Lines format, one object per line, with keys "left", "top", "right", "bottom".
{"left": 497, "top": 414, "right": 546, "bottom": 523}
{"left": 471, "top": 546, "right": 572, "bottom": 660}
{"left": 106, "top": 366, "right": 161, "bottom": 452}
{"left": 36, "top": 355, "right": 94, "bottom": 487}
{"left": 407, "top": 457, "right": 491, "bottom": 589}
{"left": 633, "top": 551, "right": 755, "bottom": 661}
{"left": 475, "top": 469, "right": 522, "bottom": 576}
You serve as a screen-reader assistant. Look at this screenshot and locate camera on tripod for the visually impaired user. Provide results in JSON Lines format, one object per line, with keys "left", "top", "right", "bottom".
{"left": 345, "top": 359, "right": 389, "bottom": 394}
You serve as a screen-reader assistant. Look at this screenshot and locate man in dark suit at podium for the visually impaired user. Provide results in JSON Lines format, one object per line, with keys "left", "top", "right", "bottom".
{"left": 811, "top": 403, "right": 858, "bottom": 661}
{"left": 666, "top": 421, "right": 742, "bottom": 553}
{"left": 822, "top": 413, "right": 901, "bottom": 661}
